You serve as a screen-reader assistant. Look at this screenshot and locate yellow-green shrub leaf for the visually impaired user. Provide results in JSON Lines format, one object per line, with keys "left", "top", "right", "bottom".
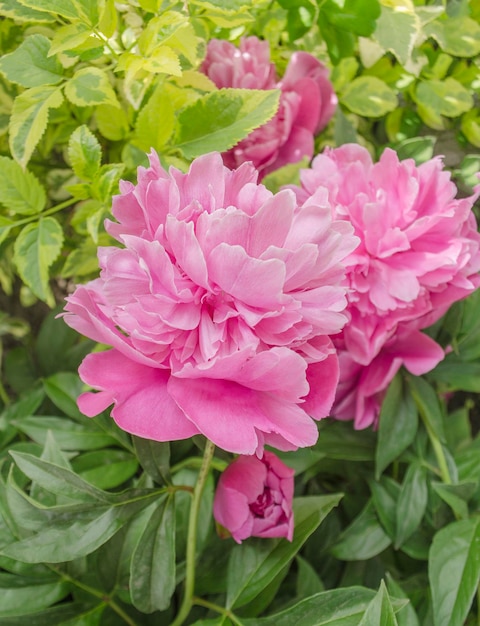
{"left": 0, "top": 34, "right": 63, "bottom": 88}
{"left": 416, "top": 78, "right": 473, "bottom": 118}
{"left": 95, "top": 104, "right": 130, "bottom": 141}
{"left": 341, "top": 76, "right": 397, "bottom": 117}
{"left": 0, "top": 156, "right": 46, "bottom": 215}
{"left": 134, "top": 84, "right": 175, "bottom": 152}
{"left": 48, "top": 22, "right": 93, "bottom": 57}
{"left": 68, "top": 125, "right": 102, "bottom": 181}
{"left": 13, "top": 217, "right": 64, "bottom": 306}
{"left": 65, "top": 67, "right": 119, "bottom": 108}
{"left": 9, "top": 86, "right": 64, "bottom": 168}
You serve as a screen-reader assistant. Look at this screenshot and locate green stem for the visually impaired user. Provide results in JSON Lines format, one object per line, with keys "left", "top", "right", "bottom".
{"left": 429, "top": 430, "right": 452, "bottom": 484}
{"left": 193, "top": 597, "right": 243, "bottom": 625}
{"left": 48, "top": 566, "right": 139, "bottom": 626}
{"left": 170, "top": 439, "right": 216, "bottom": 626}
{"left": 0, "top": 378, "right": 10, "bottom": 406}
{"left": 9, "top": 197, "right": 78, "bottom": 230}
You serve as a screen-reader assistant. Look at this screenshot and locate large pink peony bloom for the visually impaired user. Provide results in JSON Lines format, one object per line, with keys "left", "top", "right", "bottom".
{"left": 200, "top": 37, "right": 337, "bottom": 178}
{"left": 63, "top": 152, "right": 358, "bottom": 454}
{"left": 213, "top": 451, "right": 294, "bottom": 543}
{"left": 292, "top": 144, "right": 480, "bottom": 428}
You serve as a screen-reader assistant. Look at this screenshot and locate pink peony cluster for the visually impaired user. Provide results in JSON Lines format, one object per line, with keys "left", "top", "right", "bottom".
{"left": 292, "top": 144, "right": 480, "bottom": 428}
{"left": 63, "top": 151, "right": 358, "bottom": 455}
{"left": 213, "top": 451, "right": 294, "bottom": 543}
{"left": 201, "top": 37, "right": 337, "bottom": 178}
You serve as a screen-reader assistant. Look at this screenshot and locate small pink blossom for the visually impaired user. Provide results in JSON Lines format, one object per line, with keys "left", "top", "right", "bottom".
{"left": 292, "top": 144, "right": 480, "bottom": 428}
{"left": 62, "top": 152, "right": 358, "bottom": 454}
{"left": 213, "top": 451, "right": 294, "bottom": 543}
{"left": 201, "top": 36, "right": 337, "bottom": 178}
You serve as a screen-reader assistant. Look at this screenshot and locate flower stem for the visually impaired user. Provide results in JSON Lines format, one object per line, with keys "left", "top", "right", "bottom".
{"left": 193, "top": 597, "right": 243, "bottom": 625}
{"left": 170, "top": 439, "right": 216, "bottom": 626}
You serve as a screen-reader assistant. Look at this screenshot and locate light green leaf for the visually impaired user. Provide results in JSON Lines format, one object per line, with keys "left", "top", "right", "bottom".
{"left": 71, "top": 450, "right": 138, "bottom": 490}
{"left": 130, "top": 495, "right": 175, "bottom": 612}
{"left": 92, "top": 163, "right": 125, "bottom": 203}
{"left": 9, "top": 85, "right": 64, "bottom": 168}
{"left": 68, "top": 125, "right": 102, "bottom": 181}
{"left": 17, "top": 0, "right": 87, "bottom": 21}
{"left": 62, "top": 240, "right": 100, "bottom": 277}
{"left": 431, "top": 481, "right": 476, "bottom": 520}
{"left": 331, "top": 500, "right": 391, "bottom": 560}
{"left": 95, "top": 104, "right": 129, "bottom": 141}
{"left": 226, "top": 495, "right": 342, "bottom": 609}
{"left": 429, "top": 517, "right": 480, "bottom": 626}
{"left": 416, "top": 78, "right": 473, "bottom": 118}
{"left": 358, "top": 580, "right": 398, "bottom": 626}
{"left": 374, "top": 2, "right": 419, "bottom": 65}
{"left": 134, "top": 84, "right": 175, "bottom": 152}
{"left": 0, "top": 35, "right": 63, "bottom": 88}
{"left": 13, "top": 218, "right": 63, "bottom": 306}
{"left": 341, "top": 76, "right": 397, "bottom": 117}
{"left": 376, "top": 374, "right": 418, "bottom": 478}
{"left": 142, "top": 46, "right": 182, "bottom": 76}
{"left": 49, "top": 22, "right": 93, "bottom": 57}
{"left": 323, "top": 0, "right": 381, "bottom": 37}
{"left": 0, "top": 156, "right": 46, "bottom": 215}
{"left": 0, "top": 0, "right": 56, "bottom": 22}
{"left": 395, "top": 463, "right": 428, "bottom": 548}
{"left": 0, "top": 217, "right": 16, "bottom": 246}
{"left": 0, "top": 573, "right": 70, "bottom": 618}
{"left": 174, "top": 88, "right": 280, "bottom": 159}
{"left": 65, "top": 67, "right": 119, "bottom": 108}
{"left": 408, "top": 376, "right": 446, "bottom": 443}
{"left": 425, "top": 17, "right": 480, "bottom": 57}
{"left": 43, "top": 372, "right": 84, "bottom": 419}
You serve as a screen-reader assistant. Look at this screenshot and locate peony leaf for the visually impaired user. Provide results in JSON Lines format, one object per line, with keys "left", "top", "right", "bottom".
{"left": 0, "top": 573, "right": 70, "bottom": 619}
{"left": 130, "top": 495, "right": 176, "bottom": 613}
{"left": 226, "top": 494, "right": 342, "bottom": 609}
{"left": 408, "top": 376, "right": 447, "bottom": 443}
{"left": 71, "top": 450, "right": 138, "bottom": 491}
{"left": 9, "top": 85, "right": 64, "bottom": 168}
{"left": 0, "top": 35, "right": 63, "bottom": 88}
{"left": 331, "top": 500, "right": 391, "bottom": 560}
{"left": 133, "top": 437, "right": 171, "bottom": 485}
{"left": 173, "top": 88, "right": 280, "bottom": 159}
{"left": 68, "top": 125, "right": 102, "bottom": 182}
{"left": 0, "top": 603, "right": 103, "bottom": 625}
{"left": 13, "top": 217, "right": 63, "bottom": 306}
{"left": 395, "top": 463, "right": 428, "bottom": 548}
{"left": 358, "top": 580, "right": 399, "bottom": 626}
{"left": 376, "top": 374, "right": 418, "bottom": 479}
{"left": 0, "top": 156, "right": 46, "bottom": 215}
{"left": 65, "top": 67, "right": 119, "bottom": 108}
{"left": 341, "top": 76, "right": 397, "bottom": 117}
{"left": 429, "top": 517, "right": 480, "bottom": 626}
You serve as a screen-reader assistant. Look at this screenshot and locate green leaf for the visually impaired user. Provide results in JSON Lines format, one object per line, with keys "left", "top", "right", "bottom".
{"left": 395, "top": 463, "right": 428, "bottom": 548}
{"left": 322, "top": 0, "right": 381, "bottom": 37}
{"left": 226, "top": 494, "right": 342, "bottom": 609}
{"left": 174, "top": 88, "right": 280, "bottom": 159}
{"left": 91, "top": 163, "right": 125, "bottom": 203}
{"left": 0, "top": 0, "right": 56, "bottom": 22}
{"left": 0, "top": 35, "right": 63, "bottom": 88}
{"left": 242, "top": 586, "right": 405, "bottom": 626}
{"left": 43, "top": 372, "right": 84, "bottom": 419}
{"left": 0, "top": 573, "right": 70, "bottom": 618}
{"left": 71, "top": 449, "right": 138, "bottom": 490}
{"left": 95, "top": 104, "right": 129, "bottom": 141}
{"left": 1, "top": 492, "right": 159, "bottom": 563}
{"left": 370, "top": 476, "right": 400, "bottom": 539}
{"left": 341, "top": 76, "right": 397, "bottom": 117}
{"left": 374, "top": 3, "right": 419, "bottom": 65}
{"left": 62, "top": 239, "right": 100, "bottom": 278}
{"left": 376, "top": 374, "right": 418, "bottom": 478}
{"left": 358, "top": 580, "right": 398, "bottom": 626}
{"left": 49, "top": 22, "right": 93, "bottom": 57}
{"left": 10, "top": 451, "right": 111, "bottom": 503}
{"left": 13, "top": 217, "right": 63, "bottom": 306}
{"left": 0, "top": 603, "right": 93, "bottom": 626}
{"left": 16, "top": 0, "right": 84, "bottom": 20}
{"left": 65, "top": 68, "right": 119, "bottom": 108}
{"left": 68, "top": 125, "right": 102, "bottom": 181}
{"left": 134, "top": 84, "right": 175, "bottom": 152}
{"left": 425, "top": 16, "right": 480, "bottom": 57}
{"left": 130, "top": 495, "right": 175, "bottom": 612}
{"left": 385, "top": 574, "right": 420, "bottom": 626}
{"left": 429, "top": 517, "right": 480, "bottom": 626}
{"left": 331, "top": 500, "right": 391, "bottom": 560}
{"left": 0, "top": 156, "right": 46, "bottom": 216}
{"left": 415, "top": 79, "right": 473, "bottom": 118}
{"left": 12, "top": 415, "right": 118, "bottom": 451}
{"left": 428, "top": 357, "right": 480, "bottom": 393}
{"left": 407, "top": 376, "right": 446, "bottom": 443}
{"left": 9, "top": 85, "right": 64, "bottom": 168}
{"left": 431, "top": 481, "right": 476, "bottom": 520}
{"left": 394, "top": 136, "right": 436, "bottom": 164}
{"left": 296, "top": 555, "right": 324, "bottom": 597}
{"left": 316, "top": 421, "right": 376, "bottom": 461}
{"left": 133, "top": 437, "right": 171, "bottom": 484}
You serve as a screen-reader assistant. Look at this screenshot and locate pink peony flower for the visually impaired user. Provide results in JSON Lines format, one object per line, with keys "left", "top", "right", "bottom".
{"left": 292, "top": 144, "right": 480, "bottom": 428}
{"left": 62, "top": 151, "right": 358, "bottom": 454}
{"left": 213, "top": 451, "right": 294, "bottom": 543}
{"left": 200, "top": 36, "right": 337, "bottom": 178}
